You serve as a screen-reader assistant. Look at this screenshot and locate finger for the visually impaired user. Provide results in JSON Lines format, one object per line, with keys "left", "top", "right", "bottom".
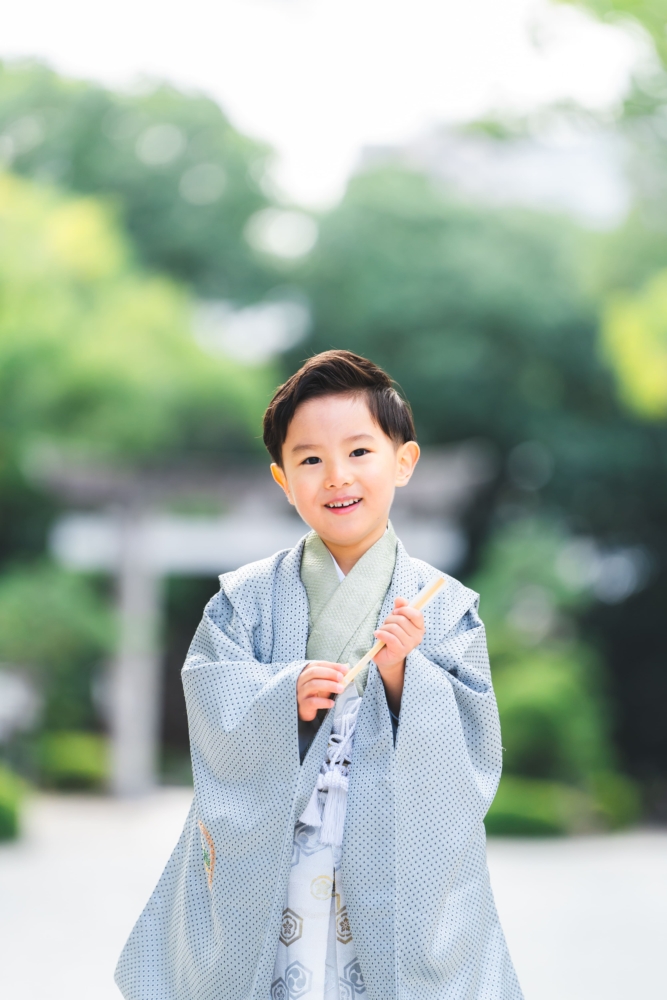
{"left": 393, "top": 596, "right": 409, "bottom": 608}
{"left": 299, "top": 697, "right": 335, "bottom": 720}
{"left": 375, "top": 622, "right": 414, "bottom": 642}
{"left": 392, "top": 605, "right": 424, "bottom": 626}
{"left": 373, "top": 629, "right": 407, "bottom": 654}
{"left": 300, "top": 666, "right": 347, "bottom": 685}
{"left": 298, "top": 663, "right": 347, "bottom": 684}
{"left": 312, "top": 661, "right": 349, "bottom": 673}
{"left": 302, "top": 697, "right": 335, "bottom": 713}
{"left": 301, "top": 667, "right": 344, "bottom": 682}
{"left": 299, "top": 681, "right": 344, "bottom": 698}
{"left": 305, "top": 696, "right": 336, "bottom": 708}
{"left": 379, "top": 616, "right": 421, "bottom": 637}
{"left": 384, "top": 607, "right": 423, "bottom": 629}
{"left": 301, "top": 679, "right": 345, "bottom": 698}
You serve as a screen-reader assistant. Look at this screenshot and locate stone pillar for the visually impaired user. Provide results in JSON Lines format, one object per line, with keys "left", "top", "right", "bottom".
{"left": 109, "top": 511, "right": 162, "bottom": 796}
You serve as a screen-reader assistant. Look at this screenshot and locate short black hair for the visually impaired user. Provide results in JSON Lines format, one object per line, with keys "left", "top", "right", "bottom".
{"left": 263, "top": 349, "right": 416, "bottom": 466}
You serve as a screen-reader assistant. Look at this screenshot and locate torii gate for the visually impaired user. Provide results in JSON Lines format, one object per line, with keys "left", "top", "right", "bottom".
{"left": 42, "top": 446, "right": 492, "bottom": 796}
{"left": 51, "top": 508, "right": 304, "bottom": 796}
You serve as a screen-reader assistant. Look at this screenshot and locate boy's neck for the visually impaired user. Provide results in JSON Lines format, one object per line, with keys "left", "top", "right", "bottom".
{"left": 318, "top": 519, "right": 388, "bottom": 576}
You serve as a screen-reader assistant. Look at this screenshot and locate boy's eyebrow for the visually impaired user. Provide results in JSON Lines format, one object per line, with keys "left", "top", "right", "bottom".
{"left": 290, "top": 433, "right": 375, "bottom": 454}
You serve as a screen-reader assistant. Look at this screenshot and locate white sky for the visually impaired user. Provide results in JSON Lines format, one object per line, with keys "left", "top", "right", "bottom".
{"left": 1, "top": 0, "right": 647, "bottom": 206}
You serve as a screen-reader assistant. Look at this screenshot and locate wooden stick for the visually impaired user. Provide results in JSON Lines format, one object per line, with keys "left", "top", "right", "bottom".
{"left": 340, "top": 575, "right": 446, "bottom": 688}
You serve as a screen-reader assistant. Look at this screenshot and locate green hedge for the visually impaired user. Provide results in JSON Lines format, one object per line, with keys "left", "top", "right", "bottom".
{"left": 590, "top": 771, "right": 642, "bottom": 830}
{"left": 38, "top": 731, "right": 109, "bottom": 790}
{"left": 485, "top": 776, "right": 591, "bottom": 836}
{"left": 0, "top": 764, "right": 23, "bottom": 840}
{"left": 485, "top": 773, "right": 641, "bottom": 836}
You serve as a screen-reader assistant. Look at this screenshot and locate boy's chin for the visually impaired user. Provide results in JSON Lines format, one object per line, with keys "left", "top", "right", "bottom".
{"left": 314, "top": 515, "right": 381, "bottom": 546}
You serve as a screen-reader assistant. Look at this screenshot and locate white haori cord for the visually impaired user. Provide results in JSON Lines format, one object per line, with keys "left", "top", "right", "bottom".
{"left": 299, "top": 688, "right": 361, "bottom": 847}
{"left": 299, "top": 582, "right": 446, "bottom": 845}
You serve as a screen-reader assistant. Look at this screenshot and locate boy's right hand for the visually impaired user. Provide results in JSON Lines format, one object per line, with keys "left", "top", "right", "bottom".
{"left": 297, "top": 661, "right": 349, "bottom": 721}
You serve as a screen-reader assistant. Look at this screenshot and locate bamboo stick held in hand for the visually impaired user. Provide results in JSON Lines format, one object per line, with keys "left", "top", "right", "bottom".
{"left": 340, "top": 575, "right": 446, "bottom": 689}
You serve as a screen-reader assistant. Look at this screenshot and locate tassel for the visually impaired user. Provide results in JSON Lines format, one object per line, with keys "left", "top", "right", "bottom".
{"left": 319, "top": 769, "right": 349, "bottom": 847}
{"left": 299, "top": 693, "right": 361, "bottom": 843}
{"left": 298, "top": 783, "right": 323, "bottom": 827}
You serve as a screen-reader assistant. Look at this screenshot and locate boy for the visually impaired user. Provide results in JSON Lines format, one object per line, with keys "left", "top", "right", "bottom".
{"left": 116, "top": 350, "right": 522, "bottom": 1000}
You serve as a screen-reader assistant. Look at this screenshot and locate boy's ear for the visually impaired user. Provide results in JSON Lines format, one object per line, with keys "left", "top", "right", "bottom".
{"left": 395, "top": 441, "right": 420, "bottom": 488}
{"left": 270, "top": 463, "right": 294, "bottom": 504}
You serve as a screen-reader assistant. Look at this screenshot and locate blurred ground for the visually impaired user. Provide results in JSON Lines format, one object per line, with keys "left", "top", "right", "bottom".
{"left": 0, "top": 791, "right": 665, "bottom": 1000}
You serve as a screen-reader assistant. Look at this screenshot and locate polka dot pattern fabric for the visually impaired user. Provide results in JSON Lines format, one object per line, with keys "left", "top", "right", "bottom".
{"left": 115, "top": 537, "right": 522, "bottom": 1000}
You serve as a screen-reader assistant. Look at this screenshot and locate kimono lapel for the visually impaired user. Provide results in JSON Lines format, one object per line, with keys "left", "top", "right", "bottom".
{"left": 301, "top": 524, "right": 397, "bottom": 691}
{"left": 299, "top": 531, "right": 340, "bottom": 632}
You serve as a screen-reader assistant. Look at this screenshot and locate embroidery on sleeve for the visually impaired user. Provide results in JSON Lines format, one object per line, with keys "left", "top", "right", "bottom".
{"left": 198, "top": 820, "right": 216, "bottom": 888}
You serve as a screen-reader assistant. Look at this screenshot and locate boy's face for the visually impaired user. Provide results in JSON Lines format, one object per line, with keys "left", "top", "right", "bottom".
{"left": 271, "top": 393, "right": 419, "bottom": 554}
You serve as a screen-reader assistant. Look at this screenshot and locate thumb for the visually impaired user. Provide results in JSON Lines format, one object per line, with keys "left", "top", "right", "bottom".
{"left": 393, "top": 595, "right": 409, "bottom": 608}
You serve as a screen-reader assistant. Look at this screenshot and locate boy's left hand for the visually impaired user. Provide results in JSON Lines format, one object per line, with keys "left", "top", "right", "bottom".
{"left": 373, "top": 597, "right": 425, "bottom": 672}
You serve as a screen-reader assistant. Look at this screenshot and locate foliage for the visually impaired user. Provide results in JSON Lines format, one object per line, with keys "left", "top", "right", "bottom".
{"left": 0, "top": 171, "right": 273, "bottom": 464}
{"left": 0, "top": 763, "right": 23, "bottom": 840}
{"left": 0, "top": 70, "right": 282, "bottom": 777}
{"left": 486, "top": 771, "right": 640, "bottom": 835}
{"left": 296, "top": 168, "right": 598, "bottom": 451}
{"left": 287, "top": 164, "right": 667, "bottom": 800}
{"left": 0, "top": 169, "right": 276, "bottom": 575}
{"left": 293, "top": 167, "right": 667, "bottom": 541}
{"left": 297, "top": 167, "right": 596, "bottom": 434}
{"left": 0, "top": 60, "right": 664, "bottom": 806}
{"left": 485, "top": 776, "right": 595, "bottom": 836}
{"left": 494, "top": 652, "right": 609, "bottom": 783}
{"left": 470, "top": 516, "right": 641, "bottom": 832}
{"left": 38, "top": 731, "right": 108, "bottom": 790}
{"left": 0, "top": 60, "right": 276, "bottom": 301}
{"left": 560, "top": 0, "right": 667, "bottom": 65}
{"left": 0, "top": 563, "right": 113, "bottom": 731}
{"left": 602, "top": 267, "right": 667, "bottom": 418}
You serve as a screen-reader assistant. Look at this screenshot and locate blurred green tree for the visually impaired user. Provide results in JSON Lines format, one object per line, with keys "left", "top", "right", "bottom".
{"left": 288, "top": 166, "right": 667, "bottom": 803}
{"left": 602, "top": 268, "right": 667, "bottom": 417}
{"left": 560, "top": 0, "right": 667, "bottom": 64}
{"left": 557, "top": 2, "right": 667, "bottom": 419}
{"left": 293, "top": 167, "right": 667, "bottom": 540}
{"left": 471, "top": 516, "right": 640, "bottom": 833}
{"left": 472, "top": 518, "right": 611, "bottom": 780}
{"left": 0, "top": 167, "right": 275, "bottom": 768}
{"left": 0, "top": 563, "right": 113, "bottom": 733}
{"left": 1, "top": 59, "right": 665, "bottom": 809}
{"left": 0, "top": 60, "right": 277, "bottom": 301}
{"left": 0, "top": 169, "right": 274, "bottom": 565}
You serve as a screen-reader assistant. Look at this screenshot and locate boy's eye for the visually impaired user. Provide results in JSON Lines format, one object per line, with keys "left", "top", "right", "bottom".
{"left": 350, "top": 448, "right": 370, "bottom": 457}
{"left": 302, "top": 456, "right": 322, "bottom": 465}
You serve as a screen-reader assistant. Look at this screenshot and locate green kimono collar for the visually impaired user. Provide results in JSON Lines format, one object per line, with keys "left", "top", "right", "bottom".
{"left": 300, "top": 522, "right": 397, "bottom": 694}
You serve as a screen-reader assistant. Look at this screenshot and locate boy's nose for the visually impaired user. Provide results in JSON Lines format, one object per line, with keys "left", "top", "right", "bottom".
{"left": 325, "top": 464, "right": 353, "bottom": 489}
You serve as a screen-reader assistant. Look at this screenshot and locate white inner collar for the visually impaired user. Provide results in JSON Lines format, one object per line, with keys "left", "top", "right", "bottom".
{"left": 328, "top": 525, "right": 390, "bottom": 583}
{"left": 330, "top": 553, "right": 346, "bottom": 582}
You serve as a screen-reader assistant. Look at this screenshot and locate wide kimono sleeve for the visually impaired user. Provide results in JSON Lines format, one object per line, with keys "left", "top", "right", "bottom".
{"left": 399, "top": 588, "right": 502, "bottom": 824}
{"left": 396, "top": 584, "right": 511, "bottom": 997}
{"left": 343, "top": 572, "right": 514, "bottom": 1000}
{"left": 115, "top": 582, "right": 309, "bottom": 1000}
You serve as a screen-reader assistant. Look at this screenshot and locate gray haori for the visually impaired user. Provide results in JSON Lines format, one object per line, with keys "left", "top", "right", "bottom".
{"left": 115, "top": 530, "right": 523, "bottom": 1000}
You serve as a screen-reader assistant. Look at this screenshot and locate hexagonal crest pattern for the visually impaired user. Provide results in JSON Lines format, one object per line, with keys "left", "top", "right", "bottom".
{"left": 285, "top": 961, "right": 313, "bottom": 999}
{"left": 279, "top": 908, "right": 304, "bottom": 947}
{"left": 336, "top": 906, "right": 353, "bottom": 945}
{"left": 343, "top": 959, "right": 366, "bottom": 994}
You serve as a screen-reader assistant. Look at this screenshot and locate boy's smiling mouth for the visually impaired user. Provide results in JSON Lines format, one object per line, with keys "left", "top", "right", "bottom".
{"left": 324, "top": 497, "right": 362, "bottom": 510}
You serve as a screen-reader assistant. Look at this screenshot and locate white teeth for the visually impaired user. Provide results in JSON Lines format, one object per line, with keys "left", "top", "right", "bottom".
{"left": 326, "top": 498, "right": 360, "bottom": 508}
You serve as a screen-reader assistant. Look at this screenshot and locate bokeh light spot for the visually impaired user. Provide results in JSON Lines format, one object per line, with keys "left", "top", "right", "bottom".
{"left": 179, "top": 163, "right": 227, "bottom": 205}
{"left": 507, "top": 440, "right": 554, "bottom": 491}
{"left": 135, "top": 124, "right": 186, "bottom": 166}
{"left": 244, "top": 209, "right": 318, "bottom": 259}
